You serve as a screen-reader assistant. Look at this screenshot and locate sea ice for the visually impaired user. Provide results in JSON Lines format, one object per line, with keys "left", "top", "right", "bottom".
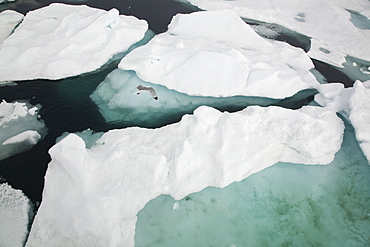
{"left": 182, "top": 0, "right": 370, "bottom": 67}
{"left": 2, "top": 130, "right": 41, "bottom": 145}
{"left": 0, "top": 183, "right": 33, "bottom": 247}
{"left": 348, "top": 80, "right": 370, "bottom": 163}
{"left": 315, "top": 83, "right": 349, "bottom": 113}
{"left": 119, "top": 10, "right": 320, "bottom": 99}
{"left": 0, "top": 100, "right": 47, "bottom": 161}
{"left": 26, "top": 105, "right": 344, "bottom": 247}
{"left": 0, "top": 3, "right": 148, "bottom": 81}
{"left": 0, "top": 10, "right": 23, "bottom": 45}
{"left": 315, "top": 80, "right": 370, "bottom": 163}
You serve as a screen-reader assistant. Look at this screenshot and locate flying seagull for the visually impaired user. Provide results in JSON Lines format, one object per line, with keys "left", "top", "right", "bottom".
{"left": 136, "top": 85, "right": 158, "bottom": 100}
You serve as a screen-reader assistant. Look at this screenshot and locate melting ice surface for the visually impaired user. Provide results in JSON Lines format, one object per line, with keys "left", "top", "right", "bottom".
{"left": 347, "top": 9, "right": 370, "bottom": 30}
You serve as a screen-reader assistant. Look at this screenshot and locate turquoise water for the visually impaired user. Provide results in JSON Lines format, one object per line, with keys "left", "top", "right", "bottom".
{"left": 91, "top": 69, "right": 317, "bottom": 128}
{"left": 135, "top": 119, "right": 370, "bottom": 247}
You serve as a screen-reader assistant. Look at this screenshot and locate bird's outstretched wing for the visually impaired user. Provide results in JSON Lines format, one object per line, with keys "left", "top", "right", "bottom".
{"left": 136, "top": 85, "right": 158, "bottom": 100}
{"left": 136, "top": 85, "right": 148, "bottom": 91}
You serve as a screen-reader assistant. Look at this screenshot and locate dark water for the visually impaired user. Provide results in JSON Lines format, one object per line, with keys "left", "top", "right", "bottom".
{"left": 0, "top": 66, "right": 113, "bottom": 204}
{"left": 312, "top": 59, "right": 354, "bottom": 87}
{"left": 1, "top": 0, "right": 201, "bottom": 33}
{"left": 242, "top": 18, "right": 312, "bottom": 52}
{"left": 0, "top": 0, "right": 201, "bottom": 206}
{"left": 0, "top": 0, "right": 360, "bottom": 207}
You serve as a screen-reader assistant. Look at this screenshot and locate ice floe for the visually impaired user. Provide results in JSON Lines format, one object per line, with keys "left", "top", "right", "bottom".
{"left": 316, "top": 80, "right": 370, "bottom": 163}
{"left": 0, "top": 3, "right": 148, "bottom": 81}
{"left": 348, "top": 81, "right": 370, "bottom": 163}
{"left": 0, "top": 183, "right": 33, "bottom": 247}
{"left": 183, "top": 0, "right": 370, "bottom": 67}
{"left": 0, "top": 100, "right": 47, "bottom": 161}
{"left": 26, "top": 105, "right": 344, "bottom": 246}
{"left": 0, "top": 10, "right": 23, "bottom": 45}
{"left": 119, "top": 10, "right": 320, "bottom": 99}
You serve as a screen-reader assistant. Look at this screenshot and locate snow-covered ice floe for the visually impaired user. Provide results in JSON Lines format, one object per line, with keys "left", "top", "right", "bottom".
{"left": 0, "top": 100, "right": 47, "bottom": 161}
{"left": 0, "top": 3, "right": 148, "bottom": 81}
{"left": 316, "top": 80, "right": 370, "bottom": 163}
{"left": 182, "top": 0, "right": 370, "bottom": 67}
{"left": 118, "top": 10, "right": 320, "bottom": 99}
{"left": 0, "top": 183, "right": 33, "bottom": 247}
{"left": 0, "top": 10, "right": 23, "bottom": 45}
{"left": 348, "top": 81, "right": 370, "bottom": 163}
{"left": 26, "top": 105, "right": 344, "bottom": 246}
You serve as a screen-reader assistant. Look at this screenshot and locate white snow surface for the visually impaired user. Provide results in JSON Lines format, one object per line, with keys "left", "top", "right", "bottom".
{"left": 0, "top": 3, "right": 148, "bottom": 81}
{"left": 0, "top": 100, "right": 47, "bottom": 161}
{"left": 315, "top": 83, "right": 350, "bottom": 114}
{"left": 183, "top": 0, "right": 370, "bottom": 67}
{"left": 119, "top": 10, "right": 320, "bottom": 99}
{"left": 0, "top": 183, "right": 33, "bottom": 247}
{"left": 26, "top": 105, "right": 344, "bottom": 247}
{"left": 315, "top": 80, "right": 370, "bottom": 163}
{"left": 0, "top": 10, "right": 23, "bottom": 45}
{"left": 348, "top": 81, "right": 370, "bottom": 163}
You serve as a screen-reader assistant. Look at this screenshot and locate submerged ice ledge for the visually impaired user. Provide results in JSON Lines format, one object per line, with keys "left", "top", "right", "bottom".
{"left": 91, "top": 69, "right": 317, "bottom": 127}
{"left": 0, "top": 3, "right": 148, "bottom": 81}
{"left": 26, "top": 105, "right": 344, "bottom": 246}
{"left": 0, "top": 100, "right": 47, "bottom": 161}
